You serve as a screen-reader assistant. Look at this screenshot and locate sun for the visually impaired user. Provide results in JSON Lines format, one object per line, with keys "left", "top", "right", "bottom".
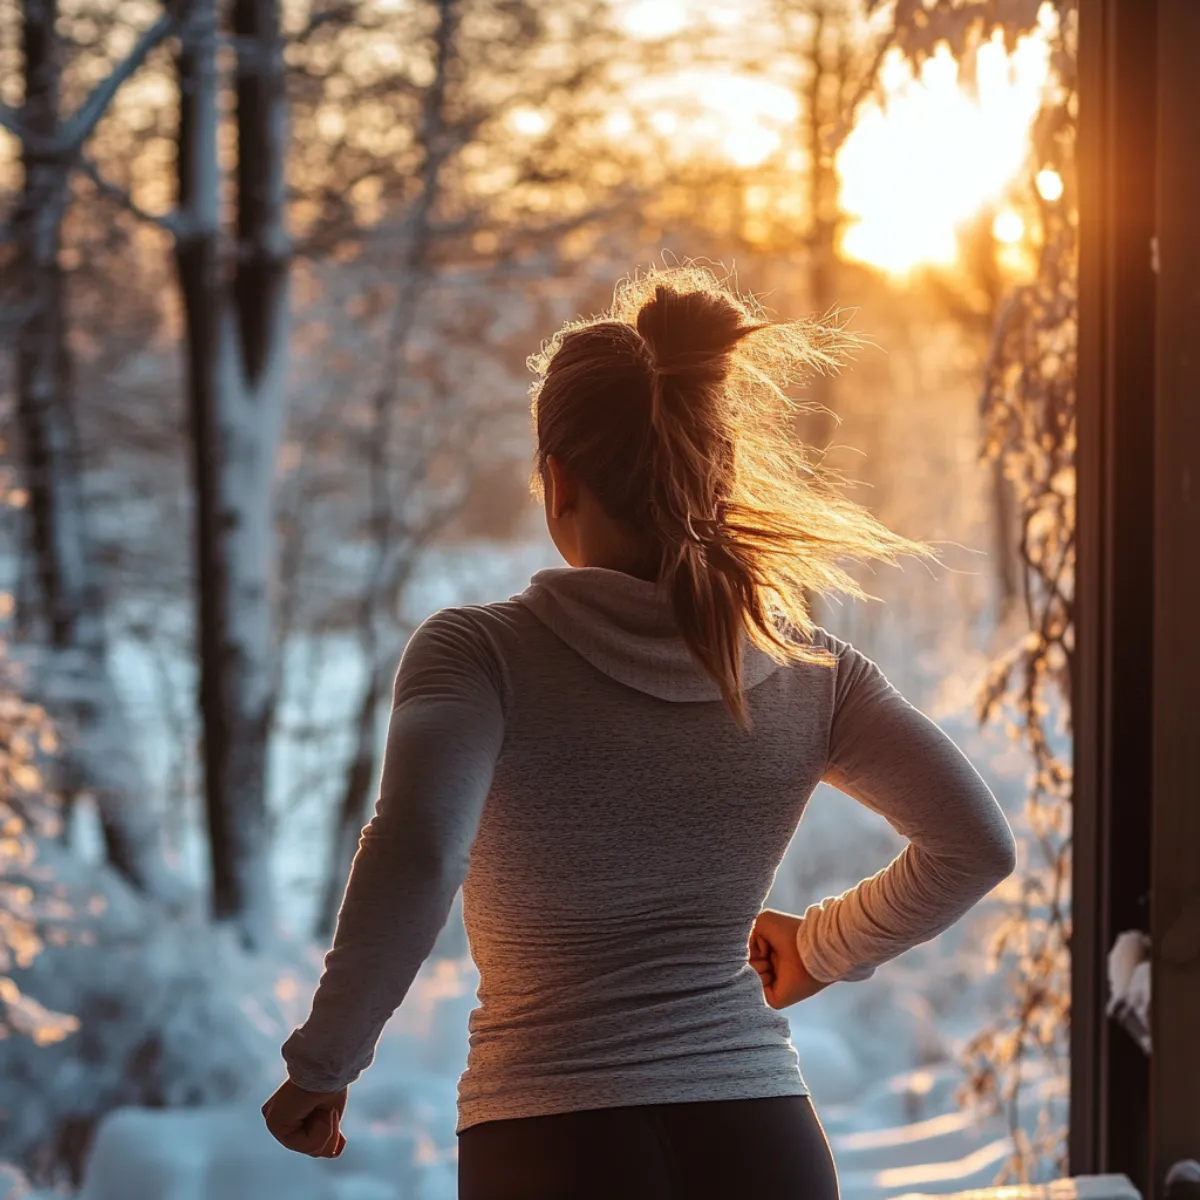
{"left": 836, "top": 25, "right": 1054, "bottom": 277}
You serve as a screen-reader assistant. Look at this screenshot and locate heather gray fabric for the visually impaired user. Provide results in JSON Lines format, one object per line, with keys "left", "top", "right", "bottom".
{"left": 281, "top": 566, "right": 1016, "bottom": 1134}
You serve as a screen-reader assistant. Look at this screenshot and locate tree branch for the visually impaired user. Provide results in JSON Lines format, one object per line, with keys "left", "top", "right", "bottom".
{"left": 58, "top": 1, "right": 191, "bottom": 155}
{"left": 0, "top": 102, "right": 27, "bottom": 141}
{"left": 77, "top": 155, "right": 185, "bottom": 236}
{"left": 828, "top": 27, "right": 896, "bottom": 152}
{"left": 290, "top": 1, "right": 359, "bottom": 44}
{"left": 3, "top": 2, "right": 190, "bottom": 159}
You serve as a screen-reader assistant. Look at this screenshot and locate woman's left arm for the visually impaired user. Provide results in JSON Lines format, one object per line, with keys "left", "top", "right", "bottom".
{"left": 278, "top": 608, "right": 505, "bottom": 1095}
{"left": 793, "top": 631, "right": 1018, "bottom": 986}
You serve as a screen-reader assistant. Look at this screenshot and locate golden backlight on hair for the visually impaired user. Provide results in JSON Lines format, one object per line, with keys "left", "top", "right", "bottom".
{"left": 530, "top": 264, "right": 932, "bottom": 726}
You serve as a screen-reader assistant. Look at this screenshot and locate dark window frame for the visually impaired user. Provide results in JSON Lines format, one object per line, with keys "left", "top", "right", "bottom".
{"left": 1073, "top": 3, "right": 1200, "bottom": 1195}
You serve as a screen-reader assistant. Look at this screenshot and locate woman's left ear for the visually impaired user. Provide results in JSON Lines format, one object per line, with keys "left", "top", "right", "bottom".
{"left": 545, "top": 455, "right": 575, "bottom": 520}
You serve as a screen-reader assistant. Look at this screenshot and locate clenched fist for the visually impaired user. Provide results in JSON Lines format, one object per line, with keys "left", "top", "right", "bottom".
{"left": 749, "top": 909, "right": 832, "bottom": 1009}
{"left": 262, "top": 1077, "right": 348, "bottom": 1158}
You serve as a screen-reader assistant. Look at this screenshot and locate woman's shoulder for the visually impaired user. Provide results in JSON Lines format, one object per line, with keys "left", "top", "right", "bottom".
{"left": 414, "top": 597, "right": 539, "bottom": 648}
{"left": 774, "top": 624, "right": 889, "bottom": 703}
{"left": 800, "top": 627, "right": 900, "bottom": 714}
{"left": 771, "top": 620, "right": 853, "bottom": 664}
{"left": 806, "top": 625, "right": 852, "bottom": 659}
{"left": 401, "top": 599, "right": 542, "bottom": 697}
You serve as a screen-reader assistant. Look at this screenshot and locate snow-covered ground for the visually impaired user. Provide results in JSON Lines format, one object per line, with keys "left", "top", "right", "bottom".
{"left": 6, "top": 535, "right": 1062, "bottom": 1198}
{"left": 55, "top": 939, "right": 1061, "bottom": 1200}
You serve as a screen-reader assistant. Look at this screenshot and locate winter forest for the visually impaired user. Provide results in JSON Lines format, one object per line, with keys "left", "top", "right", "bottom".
{"left": 0, "top": 0, "right": 1080, "bottom": 1196}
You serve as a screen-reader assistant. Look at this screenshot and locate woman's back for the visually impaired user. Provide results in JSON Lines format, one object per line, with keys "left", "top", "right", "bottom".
{"left": 459, "top": 568, "right": 832, "bottom": 1128}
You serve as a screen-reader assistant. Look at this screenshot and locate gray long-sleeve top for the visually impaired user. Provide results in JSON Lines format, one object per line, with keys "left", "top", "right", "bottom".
{"left": 282, "top": 566, "right": 1017, "bottom": 1133}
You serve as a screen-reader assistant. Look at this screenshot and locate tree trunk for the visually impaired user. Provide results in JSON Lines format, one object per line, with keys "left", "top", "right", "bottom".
{"left": 316, "top": 668, "right": 384, "bottom": 940}
{"left": 13, "top": 0, "right": 180, "bottom": 902}
{"left": 314, "top": 0, "right": 461, "bottom": 941}
{"left": 797, "top": 3, "right": 840, "bottom": 630}
{"left": 973, "top": 214, "right": 1021, "bottom": 614}
{"left": 175, "top": 0, "right": 289, "bottom": 949}
{"left": 990, "top": 454, "right": 1020, "bottom": 613}
{"left": 803, "top": 3, "right": 838, "bottom": 458}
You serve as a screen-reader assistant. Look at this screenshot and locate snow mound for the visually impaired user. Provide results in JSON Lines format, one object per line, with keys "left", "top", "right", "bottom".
{"left": 78, "top": 1098, "right": 458, "bottom": 1200}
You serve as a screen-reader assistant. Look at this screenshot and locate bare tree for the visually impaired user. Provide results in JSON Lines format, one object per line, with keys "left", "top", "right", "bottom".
{"left": 312, "top": 0, "right": 460, "bottom": 928}
{"left": 272, "top": 0, "right": 644, "bottom": 936}
{"left": 739, "top": 0, "right": 896, "bottom": 455}
{"left": 922, "top": 207, "right": 1025, "bottom": 612}
{"left": 171, "top": 0, "right": 289, "bottom": 947}
{"left": 1, "top": 0, "right": 187, "bottom": 903}
{"left": 58, "top": 0, "right": 297, "bottom": 944}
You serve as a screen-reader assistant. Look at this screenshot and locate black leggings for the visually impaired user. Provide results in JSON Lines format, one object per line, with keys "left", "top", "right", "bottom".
{"left": 457, "top": 1094, "right": 840, "bottom": 1199}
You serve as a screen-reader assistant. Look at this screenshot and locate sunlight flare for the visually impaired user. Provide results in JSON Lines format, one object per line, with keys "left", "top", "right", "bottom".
{"left": 724, "top": 126, "right": 781, "bottom": 169}
{"left": 992, "top": 210, "right": 1026, "bottom": 244}
{"left": 622, "top": 0, "right": 688, "bottom": 39}
{"left": 1036, "top": 167, "right": 1065, "bottom": 201}
{"left": 510, "top": 108, "right": 549, "bottom": 137}
{"left": 837, "top": 28, "right": 1053, "bottom": 277}
{"left": 631, "top": 72, "right": 797, "bottom": 166}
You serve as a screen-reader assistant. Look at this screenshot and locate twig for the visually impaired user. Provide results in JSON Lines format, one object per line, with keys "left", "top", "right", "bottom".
{"left": 76, "top": 155, "right": 185, "bottom": 236}
{"left": 58, "top": 2, "right": 191, "bottom": 155}
{"left": 2, "top": 1, "right": 191, "bottom": 159}
{"left": 0, "top": 102, "right": 27, "bottom": 142}
{"left": 290, "top": 1, "right": 359, "bottom": 44}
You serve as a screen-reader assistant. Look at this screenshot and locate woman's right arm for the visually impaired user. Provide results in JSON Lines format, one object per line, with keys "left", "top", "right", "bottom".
{"left": 793, "top": 631, "right": 1018, "bottom": 985}
{"left": 280, "top": 608, "right": 505, "bottom": 1092}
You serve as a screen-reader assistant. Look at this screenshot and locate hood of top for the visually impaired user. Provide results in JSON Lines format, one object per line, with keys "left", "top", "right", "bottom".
{"left": 513, "top": 566, "right": 782, "bottom": 703}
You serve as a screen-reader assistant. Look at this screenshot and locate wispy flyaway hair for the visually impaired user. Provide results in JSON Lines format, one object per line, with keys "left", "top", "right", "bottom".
{"left": 529, "top": 263, "right": 931, "bottom": 726}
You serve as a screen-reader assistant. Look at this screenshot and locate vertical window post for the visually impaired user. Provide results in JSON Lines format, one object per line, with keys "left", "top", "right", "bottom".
{"left": 1073, "top": 0, "right": 1156, "bottom": 1190}
{"left": 1150, "top": 0, "right": 1200, "bottom": 1190}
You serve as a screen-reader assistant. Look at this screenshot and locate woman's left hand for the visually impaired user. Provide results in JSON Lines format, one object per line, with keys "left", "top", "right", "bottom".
{"left": 749, "top": 909, "right": 831, "bottom": 1009}
{"left": 262, "top": 1077, "right": 348, "bottom": 1158}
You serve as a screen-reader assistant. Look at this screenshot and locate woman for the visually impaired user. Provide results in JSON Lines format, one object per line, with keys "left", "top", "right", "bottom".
{"left": 262, "top": 266, "right": 1017, "bottom": 1199}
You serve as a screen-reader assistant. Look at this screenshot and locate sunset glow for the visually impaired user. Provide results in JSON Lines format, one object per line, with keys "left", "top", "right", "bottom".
{"left": 836, "top": 28, "right": 1053, "bottom": 276}
{"left": 616, "top": 2, "right": 1056, "bottom": 276}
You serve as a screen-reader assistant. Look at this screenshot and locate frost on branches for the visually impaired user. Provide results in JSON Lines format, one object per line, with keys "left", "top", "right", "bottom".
{"left": 0, "top": 638, "right": 77, "bottom": 1051}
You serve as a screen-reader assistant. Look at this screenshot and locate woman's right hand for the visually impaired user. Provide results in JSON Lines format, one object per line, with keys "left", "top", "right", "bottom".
{"left": 749, "top": 909, "right": 832, "bottom": 1009}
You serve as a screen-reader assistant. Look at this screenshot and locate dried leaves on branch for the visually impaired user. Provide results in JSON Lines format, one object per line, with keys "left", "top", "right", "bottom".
{"left": 911, "top": 1, "right": 1076, "bottom": 1184}
{"left": 869, "top": 0, "right": 1077, "bottom": 1182}
{"left": 0, "top": 637, "right": 77, "bottom": 1048}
